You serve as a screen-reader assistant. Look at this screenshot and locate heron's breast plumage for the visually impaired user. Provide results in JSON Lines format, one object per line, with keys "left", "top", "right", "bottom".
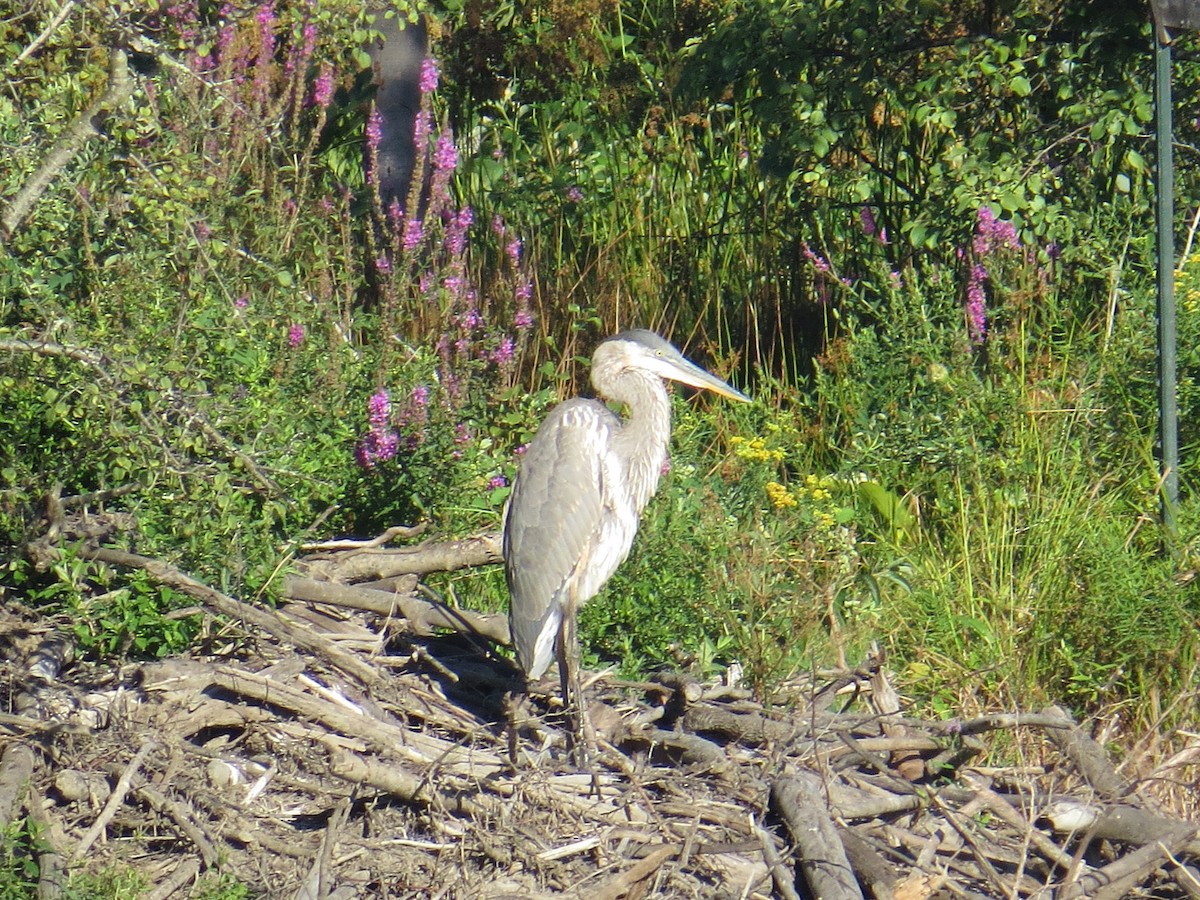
{"left": 503, "top": 398, "right": 647, "bottom": 677}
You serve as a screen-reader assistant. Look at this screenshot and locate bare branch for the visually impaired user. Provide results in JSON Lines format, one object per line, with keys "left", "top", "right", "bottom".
{"left": 1, "top": 46, "right": 134, "bottom": 242}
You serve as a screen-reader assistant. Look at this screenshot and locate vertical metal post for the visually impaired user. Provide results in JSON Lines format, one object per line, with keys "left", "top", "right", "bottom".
{"left": 1154, "top": 34, "right": 1179, "bottom": 536}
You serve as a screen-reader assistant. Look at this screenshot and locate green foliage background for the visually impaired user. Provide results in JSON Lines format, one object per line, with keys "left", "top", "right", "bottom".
{"left": 1, "top": 0, "right": 1198, "bottom": 759}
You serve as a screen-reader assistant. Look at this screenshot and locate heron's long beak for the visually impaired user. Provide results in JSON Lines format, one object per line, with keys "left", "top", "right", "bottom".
{"left": 662, "top": 356, "right": 751, "bottom": 403}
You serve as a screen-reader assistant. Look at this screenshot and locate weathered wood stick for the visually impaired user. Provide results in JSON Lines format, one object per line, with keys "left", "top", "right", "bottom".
{"left": 282, "top": 573, "right": 511, "bottom": 646}
{"left": 771, "top": 772, "right": 865, "bottom": 900}
{"left": 1056, "top": 824, "right": 1198, "bottom": 899}
{"left": 1041, "top": 704, "right": 1128, "bottom": 799}
{"left": 72, "top": 740, "right": 155, "bottom": 862}
{"left": 592, "top": 844, "right": 677, "bottom": 900}
{"left": 294, "top": 533, "right": 501, "bottom": 583}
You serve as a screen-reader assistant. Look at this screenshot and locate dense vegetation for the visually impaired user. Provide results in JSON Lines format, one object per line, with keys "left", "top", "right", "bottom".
{"left": 2, "top": 0, "right": 1199, "bottom": 872}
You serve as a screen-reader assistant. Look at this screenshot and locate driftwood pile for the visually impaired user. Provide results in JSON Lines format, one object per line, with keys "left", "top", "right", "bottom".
{"left": 3, "top": 510, "right": 1200, "bottom": 898}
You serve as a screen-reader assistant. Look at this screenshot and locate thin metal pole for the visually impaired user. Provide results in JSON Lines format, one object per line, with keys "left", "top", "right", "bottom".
{"left": 1154, "top": 34, "right": 1179, "bottom": 536}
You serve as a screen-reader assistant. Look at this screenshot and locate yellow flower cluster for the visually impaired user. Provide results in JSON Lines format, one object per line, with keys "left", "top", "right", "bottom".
{"left": 765, "top": 481, "right": 797, "bottom": 508}
{"left": 804, "top": 473, "right": 833, "bottom": 502}
{"left": 764, "top": 474, "right": 841, "bottom": 528}
{"left": 730, "top": 435, "right": 785, "bottom": 463}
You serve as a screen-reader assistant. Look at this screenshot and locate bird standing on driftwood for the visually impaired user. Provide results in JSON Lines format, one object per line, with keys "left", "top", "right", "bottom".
{"left": 502, "top": 329, "right": 750, "bottom": 759}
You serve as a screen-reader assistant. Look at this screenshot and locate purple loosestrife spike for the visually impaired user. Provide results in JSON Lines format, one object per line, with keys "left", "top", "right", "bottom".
{"left": 403, "top": 218, "right": 424, "bottom": 252}
{"left": 966, "top": 264, "right": 988, "bottom": 344}
{"left": 859, "top": 206, "right": 877, "bottom": 237}
{"left": 368, "top": 390, "right": 390, "bottom": 425}
{"left": 444, "top": 275, "right": 467, "bottom": 299}
{"left": 253, "top": 2, "right": 276, "bottom": 104}
{"left": 356, "top": 425, "right": 400, "bottom": 468}
{"left": 566, "top": 186, "right": 584, "bottom": 203}
{"left": 490, "top": 335, "right": 515, "bottom": 366}
{"left": 801, "top": 242, "right": 831, "bottom": 273}
{"left": 419, "top": 57, "right": 440, "bottom": 94}
{"left": 444, "top": 207, "right": 472, "bottom": 256}
{"left": 433, "top": 128, "right": 457, "bottom": 171}
{"left": 489, "top": 475, "right": 507, "bottom": 489}
{"left": 288, "top": 323, "right": 305, "bottom": 347}
{"left": 312, "top": 64, "right": 335, "bottom": 108}
{"left": 366, "top": 106, "right": 383, "bottom": 151}
{"left": 217, "top": 3, "right": 235, "bottom": 52}
{"left": 412, "top": 108, "right": 431, "bottom": 151}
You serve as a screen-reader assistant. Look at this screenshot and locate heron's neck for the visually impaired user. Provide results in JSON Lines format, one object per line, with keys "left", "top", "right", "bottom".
{"left": 601, "top": 370, "right": 671, "bottom": 513}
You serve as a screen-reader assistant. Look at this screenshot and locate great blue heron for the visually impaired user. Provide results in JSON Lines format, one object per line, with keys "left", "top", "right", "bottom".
{"left": 503, "top": 329, "right": 750, "bottom": 755}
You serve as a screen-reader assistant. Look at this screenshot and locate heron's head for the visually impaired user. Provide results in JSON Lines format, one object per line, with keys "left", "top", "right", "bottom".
{"left": 595, "top": 329, "right": 751, "bottom": 402}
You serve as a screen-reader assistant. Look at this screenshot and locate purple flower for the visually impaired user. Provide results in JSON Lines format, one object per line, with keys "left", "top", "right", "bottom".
{"left": 444, "top": 206, "right": 473, "bottom": 257}
{"left": 366, "top": 106, "right": 383, "bottom": 151}
{"left": 288, "top": 323, "right": 306, "bottom": 347}
{"left": 443, "top": 274, "right": 468, "bottom": 299}
{"left": 234, "top": 294, "right": 249, "bottom": 309}
{"left": 403, "top": 218, "right": 424, "bottom": 252}
{"left": 253, "top": 2, "right": 277, "bottom": 103}
{"left": 375, "top": 255, "right": 392, "bottom": 275}
{"left": 565, "top": 186, "right": 584, "bottom": 203}
{"left": 433, "top": 128, "right": 457, "bottom": 171}
{"left": 801, "top": 242, "right": 831, "bottom": 273}
{"left": 368, "top": 390, "right": 390, "bottom": 425}
{"left": 505, "top": 238, "right": 522, "bottom": 265}
{"left": 419, "top": 57, "right": 440, "bottom": 94}
{"left": 966, "top": 264, "right": 988, "bottom": 344}
{"left": 515, "top": 277, "right": 533, "bottom": 303}
{"left": 356, "top": 425, "right": 400, "bottom": 469}
{"left": 454, "top": 423, "right": 472, "bottom": 445}
{"left": 859, "top": 206, "right": 877, "bottom": 237}
{"left": 973, "top": 206, "right": 1020, "bottom": 255}
{"left": 412, "top": 108, "right": 431, "bottom": 151}
{"left": 490, "top": 335, "right": 515, "bottom": 366}
{"left": 410, "top": 385, "right": 429, "bottom": 409}
{"left": 489, "top": 475, "right": 507, "bottom": 489}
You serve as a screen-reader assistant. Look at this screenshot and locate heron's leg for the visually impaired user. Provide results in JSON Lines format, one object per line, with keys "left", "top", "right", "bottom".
{"left": 558, "top": 610, "right": 597, "bottom": 770}
{"left": 502, "top": 689, "right": 522, "bottom": 769}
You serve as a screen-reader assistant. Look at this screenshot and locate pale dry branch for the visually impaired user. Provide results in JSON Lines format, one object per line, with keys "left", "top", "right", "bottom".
{"left": 1, "top": 46, "right": 133, "bottom": 241}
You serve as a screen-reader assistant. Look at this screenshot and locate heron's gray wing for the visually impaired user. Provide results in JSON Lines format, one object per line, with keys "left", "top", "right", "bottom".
{"left": 504, "top": 399, "right": 617, "bottom": 678}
